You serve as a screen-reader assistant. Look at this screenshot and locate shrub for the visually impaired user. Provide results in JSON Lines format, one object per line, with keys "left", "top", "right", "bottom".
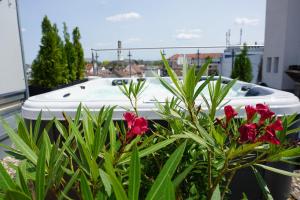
{"left": 1, "top": 54, "right": 300, "bottom": 199}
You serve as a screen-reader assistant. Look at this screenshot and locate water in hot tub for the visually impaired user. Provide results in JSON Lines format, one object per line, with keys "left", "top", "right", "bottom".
{"left": 83, "top": 79, "right": 245, "bottom": 102}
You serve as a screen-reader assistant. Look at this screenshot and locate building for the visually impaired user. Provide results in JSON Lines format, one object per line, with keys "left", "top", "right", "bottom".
{"left": 168, "top": 53, "right": 223, "bottom": 75}
{"left": 0, "top": 0, "right": 27, "bottom": 156}
{"left": 262, "top": 0, "right": 300, "bottom": 90}
{"left": 221, "top": 46, "right": 264, "bottom": 83}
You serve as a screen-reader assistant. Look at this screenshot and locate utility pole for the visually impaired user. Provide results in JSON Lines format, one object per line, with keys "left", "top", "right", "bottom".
{"left": 95, "top": 52, "right": 99, "bottom": 76}
{"left": 231, "top": 48, "right": 235, "bottom": 72}
{"left": 128, "top": 51, "right": 132, "bottom": 77}
{"left": 197, "top": 49, "right": 200, "bottom": 69}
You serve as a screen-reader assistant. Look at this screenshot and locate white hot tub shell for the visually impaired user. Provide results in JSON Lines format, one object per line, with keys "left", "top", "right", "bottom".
{"left": 22, "top": 77, "right": 300, "bottom": 121}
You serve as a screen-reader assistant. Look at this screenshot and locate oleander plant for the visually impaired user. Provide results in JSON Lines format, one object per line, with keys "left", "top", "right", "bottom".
{"left": 0, "top": 54, "right": 300, "bottom": 200}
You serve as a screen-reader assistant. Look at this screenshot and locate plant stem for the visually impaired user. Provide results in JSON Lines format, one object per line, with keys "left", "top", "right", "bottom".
{"left": 208, "top": 151, "right": 212, "bottom": 189}
{"left": 221, "top": 170, "right": 236, "bottom": 200}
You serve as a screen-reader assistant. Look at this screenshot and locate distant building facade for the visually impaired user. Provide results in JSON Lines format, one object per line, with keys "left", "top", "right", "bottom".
{"left": 168, "top": 53, "right": 223, "bottom": 76}
{"left": 221, "top": 46, "right": 264, "bottom": 83}
{"left": 262, "top": 0, "right": 300, "bottom": 90}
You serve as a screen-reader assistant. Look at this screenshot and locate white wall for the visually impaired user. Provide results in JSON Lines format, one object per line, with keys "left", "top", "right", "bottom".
{"left": 263, "top": 0, "right": 300, "bottom": 90}
{"left": 0, "top": 0, "right": 26, "bottom": 95}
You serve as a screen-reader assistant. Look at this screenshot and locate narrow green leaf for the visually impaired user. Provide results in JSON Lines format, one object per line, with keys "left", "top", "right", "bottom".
{"left": 118, "top": 138, "right": 177, "bottom": 164}
{"left": 99, "top": 169, "right": 112, "bottom": 196}
{"left": 128, "top": 145, "right": 141, "bottom": 200}
{"left": 36, "top": 144, "right": 46, "bottom": 200}
{"left": 0, "top": 162, "right": 15, "bottom": 190}
{"left": 80, "top": 173, "right": 94, "bottom": 200}
{"left": 255, "top": 164, "right": 300, "bottom": 177}
{"left": 163, "top": 176, "right": 175, "bottom": 200}
{"left": 58, "top": 169, "right": 80, "bottom": 200}
{"left": 145, "top": 141, "right": 186, "bottom": 200}
{"left": 2, "top": 120, "right": 38, "bottom": 165}
{"left": 33, "top": 111, "right": 42, "bottom": 143}
{"left": 74, "top": 103, "right": 82, "bottom": 125}
{"left": 16, "top": 167, "right": 30, "bottom": 197}
{"left": 104, "top": 153, "right": 128, "bottom": 200}
{"left": 211, "top": 184, "right": 221, "bottom": 200}
{"left": 173, "top": 164, "right": 194, "bottom": 188}
{"left": 5, "top": 190, "right": 31, "bottom": 200}
{"left": 251, "top": 166, "right": 273, "bottom": 200}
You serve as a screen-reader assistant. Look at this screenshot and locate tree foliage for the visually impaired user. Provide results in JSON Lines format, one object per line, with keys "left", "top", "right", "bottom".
{"left": 231, "top": 44, "right": 253, "bottom": 82}
{"left": 72, "top": 27, "right": 85, "bottom": 80}
{"left": 63, "top": 23, "right": 77, "bottom": 82}
{"left": 31, "top": 16, "right": 85, "bottom": 88}
{"left": 31, "top": 16, "right": 65, "bottom": 88}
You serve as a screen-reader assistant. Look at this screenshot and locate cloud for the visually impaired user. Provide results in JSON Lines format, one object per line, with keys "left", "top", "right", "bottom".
{"left": 21, "top": 28, "right": 26, "bottom": 32}
{"left": 175, "top": 28, "right": 202, "bottom": 40}
{"left": 234, "top": 17, "right": 259, "bottom": 26}
{"left": 106, "top": 12, "right": 141, "bottom": 22}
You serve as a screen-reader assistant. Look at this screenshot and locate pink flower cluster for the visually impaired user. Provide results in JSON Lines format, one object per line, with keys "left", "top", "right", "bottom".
{"left": 123, "top": 112, "right": 148, "bottom": 139}
{"left": 221, "top": 104, "right": 283, "bottom": 145}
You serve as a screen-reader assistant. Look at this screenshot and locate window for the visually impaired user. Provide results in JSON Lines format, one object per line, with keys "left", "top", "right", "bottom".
{"left": 273, "top": 57, "right": 279, "bottom": 73}
{"left": 267, "top": 57, "right": 272, "bottom": 72}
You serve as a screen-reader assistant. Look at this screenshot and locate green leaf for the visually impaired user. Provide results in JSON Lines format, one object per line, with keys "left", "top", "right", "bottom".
{"left": 58, "top": 169, "right": 80, "bottom": 200}
{"left": 128, "top": 145, "right": 141, "bottom": 200}
{"left": 5, "top": 190, "right": 31, "bottom": 200}
{"left": 33, "top": 111, "right": 42, "bottom": 143}
{"left": 0, "top": 162, "right": 15, "bottom": 190}
{"left": 145, "top": 141, "right": 186, "bottom": 200}
{"left": 80, "top": 173, "right": 94, "bottom": 200}
{"left": 251, "top": 166, "right": 273, "bottom": 200}
{"left": 16, "top": 167, "right": 30, "bottom": 197}
{"left": 36, "top": 144, "right": 46, "bottom": 200}
{"left": 2, "top": 120, "right": 38, "bottom": 165}
{"left": 268, "top": 147, "right": 300, "bottom": 161}
{"left": 173, "top": 164, "right": 194, "bottom": 188}
{"left": 118, "top": 138, "right": 177, "bottom": 164}
{"left": 163, "top": 176, "right": 175, "bottom": 200}
{"left": 104, "top": 153, "right": 128, "bottom": 200}
{"left": 255, "top": 164, "right": 300, "bottom": 177}
{"left": 99, "top": 169, "right": 112, "bottom": 196}
{"left": 211, "top": 185, "right": 221, "bottom": 200}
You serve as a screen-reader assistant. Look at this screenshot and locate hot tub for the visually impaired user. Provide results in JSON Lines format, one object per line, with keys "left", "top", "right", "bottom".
{"left": 22, "top": 77, "right": 300, "bottom": 120}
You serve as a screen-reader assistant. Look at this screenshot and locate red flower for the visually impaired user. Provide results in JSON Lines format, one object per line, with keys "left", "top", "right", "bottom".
{"left": 256, "top": 119, "right": 283, "bottom": 145}
{"left": 257, "top": 127, "right": 280, "bottom": 145}
{"left": 256, "top": 104, "right": 274, "bottom": 124}
{"left": 238, "top": 123, "right": 257, "bottom": 143}
{"left": 124, "top": 112, "right": 136, "bottom": 129}
{"left": 245, "top": 105, "right": 256, "bottom": 122}
{"left": 224, "top": 105, "right": 238, "bottom": 124}
{"left": 269, "top": 118, "right": 283, "bottom": 131}
{"left": 124, "top": 112, "right": 148, "bottom": 139}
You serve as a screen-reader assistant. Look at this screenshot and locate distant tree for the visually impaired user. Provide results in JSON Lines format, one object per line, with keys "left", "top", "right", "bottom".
{"left": 31, "top": 16, "right": 65, "bottom": 88}
{"left": 53, "top": 24, "right": 68, "bottom": 84}
{"left": 63, "top": 23, "right": 77, "bottom": 82}
{"left": 72, "top": 27, "right": 85, "bottom": 80}
{"left": 231, "top": 44, "right": 253, "bottom": 82}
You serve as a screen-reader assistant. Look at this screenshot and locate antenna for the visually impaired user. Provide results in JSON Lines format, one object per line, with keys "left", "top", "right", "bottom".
{"left": 228, "top": 29, "right": 231, "bottom": 46}
{"left": 239, "top": 28, "right": 243, "bottom": 45}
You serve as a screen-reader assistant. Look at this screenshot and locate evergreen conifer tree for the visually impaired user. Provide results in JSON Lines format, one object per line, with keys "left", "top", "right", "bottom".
{"left": 72, "top": 27, "right": 85, "bottom": 80}
{"left": 231, "top": 44, "right": 253, "bottom": 82}
{"left": 63, "top": 23, "right": 77, "bottom": 82}
{"left": 31, "top": 16, "right": 65, "bottom": 88}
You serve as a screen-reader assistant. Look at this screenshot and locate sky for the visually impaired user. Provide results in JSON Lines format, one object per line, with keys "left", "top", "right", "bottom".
{"left": 19, "top": 0, "right": 266, "bottom": 63}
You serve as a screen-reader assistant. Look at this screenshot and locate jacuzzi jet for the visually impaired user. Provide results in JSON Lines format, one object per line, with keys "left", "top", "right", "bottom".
{"left": 63, "top": 93, "right": 70, "bottom": 98}
{"left": 80, "top": 86, "right": 85, "bottom": 89}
